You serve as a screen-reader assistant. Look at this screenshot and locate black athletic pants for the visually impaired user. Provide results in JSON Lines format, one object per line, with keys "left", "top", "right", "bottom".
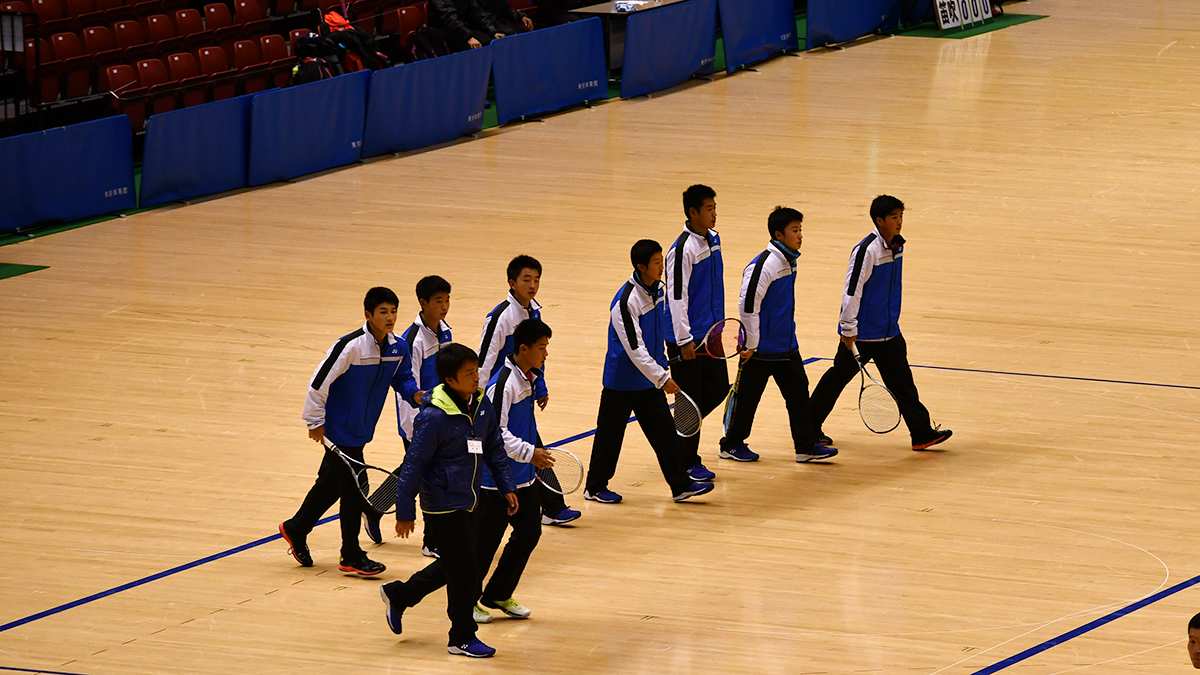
{"left": 721, "top": 352, "right": 820, "bottom": 454}
{"left": 475, "top": 484, "right": 541, "bottom": 604}
{"left": 285, "top": 443, "right": 367, "bottom": 560}
{"left": 667, "top": 345, "right": 730, "bottom": 467}
{"left": 586, "top": 387, "right": 692, "bottom": 496}
{"left": 809, "top": 335, "right": 934, "bottom": 441}
{"left": 389, "top": 509, "right": 480, "bottom": 646}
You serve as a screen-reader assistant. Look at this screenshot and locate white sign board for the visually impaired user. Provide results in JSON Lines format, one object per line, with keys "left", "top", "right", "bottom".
{"left": 935, "top": 0, "right": 962, "bottom": 30}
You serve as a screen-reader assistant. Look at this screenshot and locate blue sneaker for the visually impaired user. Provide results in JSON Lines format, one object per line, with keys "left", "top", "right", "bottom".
{"left": 380, "top": 583, "right": 405, "bottom": 634}
{"left": 362, "top": 513, "right": 383, "bottom": 545}
{"left": 448, "top": 638, "right": 496, "bottom": 658}
{"left": 718, "top": 442, "right": 760, "bottom": 462}
{"left": 540, "top": 506, "right": 582, "bottom": 525}
{"left": 583, "top": 489, "right": 622, "bottom": 504}
{"left": 673, "top": 481, "right": 714, "bottom": 502}
{"left": 687, "top": 462, "right": 716, "bottom": 481}
{"left": 796, "top": 443, "right": 838, "bottom": 463}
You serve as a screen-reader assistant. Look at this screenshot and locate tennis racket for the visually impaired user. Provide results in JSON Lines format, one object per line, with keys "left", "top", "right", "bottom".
{"left": 535, "top": 447, "right": 584, "bottom": 495}
{"left": 323, "top": 441, "right": 399, "bottom": 515}
{"left": 722, "top": 359, "right": 743, "bottom": 437}
{"left": 673, "top": 318, "right": 746, "bottom": 361}
{"left": 850, "top": 344, "right": 900, "bottom": 434}
{"left": 673, "top": 389, "right": 702, "bottom": 437}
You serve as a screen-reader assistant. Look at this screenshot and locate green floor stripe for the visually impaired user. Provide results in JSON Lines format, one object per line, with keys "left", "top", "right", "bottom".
{"left": 894, "top": 13, "right": 1046, "bottom": 39}
{"left": 0, "top": 263, "right": 48, "bottom": 280}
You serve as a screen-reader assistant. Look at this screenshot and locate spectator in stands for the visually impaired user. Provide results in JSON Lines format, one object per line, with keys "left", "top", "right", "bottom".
{"left": 478, "top": 0, "right": 533, "bottom": 35}
{"left": 430, "top": 0, "right": 506, "bottom": 51}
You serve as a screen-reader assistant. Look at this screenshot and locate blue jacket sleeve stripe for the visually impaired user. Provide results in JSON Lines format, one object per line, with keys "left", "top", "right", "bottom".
{"left": 311, "top": 328, "right": 364, "bottom": 390}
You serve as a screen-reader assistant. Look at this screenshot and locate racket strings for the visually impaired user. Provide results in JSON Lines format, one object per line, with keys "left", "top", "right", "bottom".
{"left": 706, "top": 319, "right": 745, "bottom": 359}
{"left": 673, "top": 393, "right": 702, "bottom": 437}
{"left": 538, "top": 448, "right": 584, "bottom": 495}
{"left": 364, "top": 468, "right": 398, "bottom": 514}
{"left": 859, "top": 384, "right": 900, "bottom": 433}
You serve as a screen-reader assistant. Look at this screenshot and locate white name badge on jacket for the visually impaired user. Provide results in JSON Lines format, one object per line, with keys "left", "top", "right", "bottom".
{"left": 467, "top": 439, "right": 483, "bottom": 454}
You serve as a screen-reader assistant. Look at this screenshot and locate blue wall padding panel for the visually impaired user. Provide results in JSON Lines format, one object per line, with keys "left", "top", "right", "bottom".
{"left": 0, "top": 116, "right": 135, "bottom": 233}
{"left": 620, "top": 0, "right": 717, "bottom": 99}
{"left": 247, "top": 70, "right": 370, "bottom": 186}
{"left": 492, "top": 18, "right": 608, "bottom": 125}
{"left": 361, "top": 48, "right": 492, "bottom": 157}
{"left": 807, "top": 0, "right": 900, "bottom": 49}
{"left": 718, "top": 0, "right": 799, "bottom": 73}
{"left": 140, "top": 95, "right": 253, "bottom": 207}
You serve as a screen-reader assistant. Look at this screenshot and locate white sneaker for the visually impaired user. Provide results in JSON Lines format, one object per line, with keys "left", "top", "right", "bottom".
{"left": 421, "top": 546, "right": 439, "bottom": 558}
{"left": 473, "top": 604, "right": 493, "bottom": 623}
{"left": 485, "top": 597, "right": 531, "bottom": 619}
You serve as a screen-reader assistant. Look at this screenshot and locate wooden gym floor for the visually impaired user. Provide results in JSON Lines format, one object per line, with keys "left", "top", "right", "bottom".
{"left": 2, "top": 1, "right": 1200, "bottom": 672}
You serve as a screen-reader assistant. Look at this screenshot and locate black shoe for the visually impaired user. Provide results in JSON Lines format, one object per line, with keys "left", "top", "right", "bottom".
{"left": 380, "top": 583, "right": 405, "bottom": 634}
{"left": 817, "top": 432, "right": 833, "bottom": 446}
{"left": 912, "top": 428, "right": 953, "bottom": 451}
{"left": 339, "top": 554, "right": 386, "bottom": 576}
{"left": 279, "top": 522, "right": 313, "bottom": 567}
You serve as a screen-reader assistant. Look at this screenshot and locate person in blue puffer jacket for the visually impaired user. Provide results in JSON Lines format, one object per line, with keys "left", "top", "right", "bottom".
{"left": 809, "top": 195, "right": 952, "bottom": 451}
{"left": 721, "top": 207, "right": 837, "bottom": 464}
{"left": 380, "top": 343, "right": 516, "bottom": 659}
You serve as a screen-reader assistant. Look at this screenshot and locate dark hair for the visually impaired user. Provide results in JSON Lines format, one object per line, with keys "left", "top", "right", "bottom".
{"left": 506, "top": 255, "right": 542, "bottom": 282}
{"left": 682, "top": 184, "right": 716, "bottom": 219}
{"left": 435, "top": 343, "right": 478, "bottom": 383}
{"left": 1190, "top": 612, "right": 1200, "bottom": 631}
{"left": 364, "top": 286, "right": 399, "bottom": 313}
{"left": 870, "top": 195, "right": 905, "bottom": 224}
{"left": 415, "top": 275, "right": 451, "bottom": 302}
{"left": 767, "top": 206, "right": 803, "bottom": 240}
{"left": 513, "top": 318, "right": 552, "bottom": 353}
{"left": 630, "top": 239, "right": 662, "bottom": 270}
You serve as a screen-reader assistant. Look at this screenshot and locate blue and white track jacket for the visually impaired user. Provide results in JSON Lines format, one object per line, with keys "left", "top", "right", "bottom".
{"left": 395, "top": 314, "right": 452, "bottom": 440}
{"left": 603, "top": 272, "right": 671, "bottom": 391}
{"left": 739, "top": 240, "right": 801, "bottom": 359}
{"left": 302, "top": 323, "right": 419, "bottom": 447}
{"left": 481, "top": 354, "right": 541, "bottom": 490}
{"left": 479, "top": 290, "right": 547, "bottom": 399}
{"left": 838, "top": 228, "right": 904, "bottom": 341}
{"left": 664, "top": 224, "right": 724, "bottom": 346}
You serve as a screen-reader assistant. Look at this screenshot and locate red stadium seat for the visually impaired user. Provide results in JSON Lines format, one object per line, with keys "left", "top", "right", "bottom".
{"left": 105, "top": 63, "right": 147, "bottom": 130}
{"left": 232, "top": 38, "right": 267, "bottom": 92}
{"left": 144, "top": 13, "right": 184, "bottom": 54}
{"left": 271, "top": 0, "right": 294, "bottom": 15}
{"left": 167, "top": 51, "right": 209, "bottom": 106}
{"left": 288, "top": 27, "right": 309, "bottom": 55}
{"left": 50, "top": 31, "right": 92, "bottom": 97}
{"left": 135, "top": 56, "right": 176, "bottom": 115}
{"left": 198, "top": 46, "right": 235, "bottom": 99}
{"left": 173, "top": 9, "right": 212, "bottom": 52}
{"left": 26, "top": 37, "right": 61, "bottom": 103}
{"left": 347, "top": 0, "right": 378, "bottom": 34}
{"left": 113, "top": 20, "right": 155, "bottom": 62}
{"left": 233, "top": 0, "right": 263, "bottom": 23}
{"left": 260, "top": 33, "right": 292, "bottom": 88}
{"left": 202, "top": 2, "right": 232, "bottom": 27}
{"left": 97, "top": 0, "right": 131, "bottom": 24}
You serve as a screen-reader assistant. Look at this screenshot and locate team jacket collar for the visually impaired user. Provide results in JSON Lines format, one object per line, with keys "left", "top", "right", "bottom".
{"left": 504, "top": 353, "right": 542, "bottom": 384}
{"left": 431, "top": 384, "right": 485, "bottom": 418}
{"left": 873, "top": 227, "right": 905, "bottom": 251}
{"left": 683, "top": 222, "right": 718, "bottom": 246}
{"left": 413, "top": 313, "right": 451, "bottom": 338}
{"left": 362, "top": 322, "right": 399, "bottom": 346}
{"left": 507, "top": 290, "right": 542, "bottom": 314}
{"left": 769, "top": 239, "right": 801, "bottom": 265}
{"left": 629, "top": 271, "right": 663, "bottom": 299}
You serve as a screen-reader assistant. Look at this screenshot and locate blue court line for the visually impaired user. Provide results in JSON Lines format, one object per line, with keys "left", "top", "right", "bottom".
{"left": 970, "top": 572, "right": 1200, "bottom": 674}
{"left": 808, "top": 357, "right": 1200, "bottom": 391}
{"left": 0, "top": 662, "right": 91, "bottom": 667}
{"left": 0, "top": 515, "right": 339, "bottom": 634}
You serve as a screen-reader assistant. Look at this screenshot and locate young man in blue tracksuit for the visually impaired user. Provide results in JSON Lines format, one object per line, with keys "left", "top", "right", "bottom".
{"left": 479, "top": 254, "right": 580, "bottom": 526}
{"left": 809, "top": 195, "right": 953, "bottom": 450}
{"left": 664, "top": 184, "right": 724, "bottom": 482}
{"left": 721, "top": 208, "right": 838, "bottom": 463}
{"left": 584, "top": 239, "right": 715, "bottom": 504}
{"left": 372, "top": 275, "right": 453, "bottom": 554}
{"left": 380, "top": 343, "right": 517, "bottom": 659}
{"left": 473, "top": 318, "right": 556, "bottom": 624}
{"left": 280, "top": 286, "right": 421, "bottom": 576}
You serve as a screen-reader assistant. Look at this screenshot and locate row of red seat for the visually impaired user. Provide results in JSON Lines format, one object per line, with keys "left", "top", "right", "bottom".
{"left": 0, "top": 0, "right": 310, "bottom": 35}
{"left": 107, "top": 34, "right": 297, "bottom": 130}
